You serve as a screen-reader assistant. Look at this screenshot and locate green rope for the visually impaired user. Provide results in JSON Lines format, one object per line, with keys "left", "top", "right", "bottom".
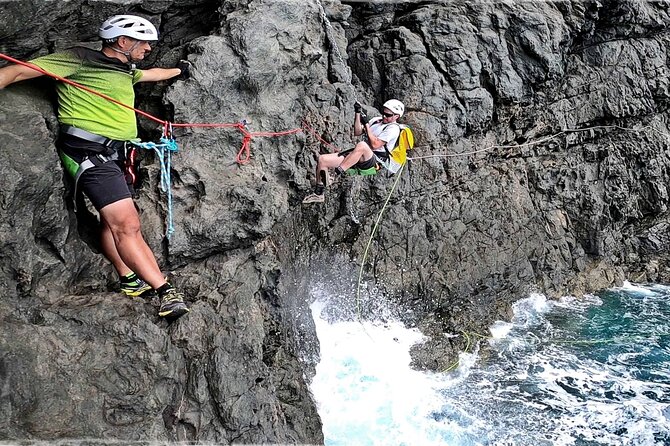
{"left": 442, "top": 330, "right": 492, "bottom": 372}
{"left": 443, "top": 331, "right": 472, "bottom": 372}
{"left": 355, "top": 165, "right": 405, "bottom": 320}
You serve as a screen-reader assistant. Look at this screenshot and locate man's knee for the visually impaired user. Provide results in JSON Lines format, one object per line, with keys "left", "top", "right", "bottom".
{"left": 345, "top": 142, "right": 373, "bottom": 164}
{"left": 354, "top": 141, "right": 372, "bottom": 153}
{"left": 317, "top": 152, "right": 341, "bottom": 169}
{"left": 101, "top": 199, "right": 142, "bottom": 236}
{"left": 109, "top": 215, "right": 141, "bottom": 237}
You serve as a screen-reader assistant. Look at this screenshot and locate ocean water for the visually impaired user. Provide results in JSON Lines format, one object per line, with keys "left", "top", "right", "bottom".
{"left": 309, "top": 282, "right": 670, "bottom": 446}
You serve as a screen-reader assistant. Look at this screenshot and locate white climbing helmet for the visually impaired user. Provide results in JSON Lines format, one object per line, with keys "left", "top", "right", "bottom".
{"left": 383, "top": 99, "right": 405, "bottom": 118}
{"left": 99, "top": 15, "right": 159, "bottom": 41}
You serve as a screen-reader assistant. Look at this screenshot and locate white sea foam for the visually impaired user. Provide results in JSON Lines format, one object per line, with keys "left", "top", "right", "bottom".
{"left": 310, "top": 300, "right": 450, "bottom": 446}
{"left": 509, "top": 292, "right": 552, "bottom": 327}
{"left": 310, "top": 284, "right": 670, "bottom": 446}
{"left": 488, "top": 320, "right": 513, "bottom": 339}
{"left": 618, "top": 280, "right": 660, "bottom": 296}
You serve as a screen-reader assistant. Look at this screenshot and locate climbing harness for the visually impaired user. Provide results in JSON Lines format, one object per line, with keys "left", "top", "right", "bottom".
{"left": 347, "top": 165, "right": 379, "bottom": 176}
{"left": 61, "top": 124, "right": 123, "bottom": 147}
{"left": 60, "top": 149, "right": 121, "bottom": 212}
{"left": 58, "top": 124, "right": 126, "bottom": 212}
{"left": 55, "top": 122, "right": 179, "bottom": 237}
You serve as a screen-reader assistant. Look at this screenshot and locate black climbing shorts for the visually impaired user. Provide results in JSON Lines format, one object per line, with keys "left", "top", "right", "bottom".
{"left": 57, "top": 135, "right": 132, "bottom": 211}
{"left": 78, "top": 161, "right": 132, "bottom": 210}
{"left": 337, "top": 148, "right": 380, "bottom": 170}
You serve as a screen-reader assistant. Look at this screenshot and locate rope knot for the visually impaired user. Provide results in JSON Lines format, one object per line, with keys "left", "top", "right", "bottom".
{"left": 161, "top": 136, "right": 179, "bottom": 153}
{"left": 237, "top": 133, "right": 253, "bottom": 164}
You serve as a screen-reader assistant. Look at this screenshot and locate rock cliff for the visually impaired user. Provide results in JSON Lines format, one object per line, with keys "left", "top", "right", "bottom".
{"left": 1, "top": 0, "right": 669, "bottom": 442}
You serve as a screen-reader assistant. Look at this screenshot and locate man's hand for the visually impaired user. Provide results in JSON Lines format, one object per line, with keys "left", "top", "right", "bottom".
{"left": 359, "top": 112, "right": 369, "bottom": 126}
{"left": 176, "top": 60, "right": 192, "bottom": 80}
{"left": 354, "top": 101, "right": 362, "bottom": 113}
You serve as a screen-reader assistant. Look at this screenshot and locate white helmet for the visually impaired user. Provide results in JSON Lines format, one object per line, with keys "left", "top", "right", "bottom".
{"left": 99, "top": 15, "right": 158, "bottom": 41}
{"left": 383, "top": 99, "right": 405, "bottom": 118}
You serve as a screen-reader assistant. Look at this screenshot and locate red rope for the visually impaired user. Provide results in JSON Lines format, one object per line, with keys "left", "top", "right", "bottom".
{"left": 0, "top": 52, "right": 343, "bottom": 164}
{"left": 171, "top": 122, "right": 241, "bottom": 129}
{"left": 301, "top": 120, "right": 342, "bottom": 153}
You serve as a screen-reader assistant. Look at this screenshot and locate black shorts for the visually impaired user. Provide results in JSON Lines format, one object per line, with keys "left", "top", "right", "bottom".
{"left": 78, "top": 161, "right": 132, "bottom": 210}
{"left": 337, "top": 148, "right": 386, "bottom": 170}
{"left": 57, "top": 135, "right": 132, "bottom": 211}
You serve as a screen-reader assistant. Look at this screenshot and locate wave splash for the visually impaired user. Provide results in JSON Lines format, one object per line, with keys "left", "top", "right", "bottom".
{"left": 310, "top": 282, "right": 670, "bottom": 446}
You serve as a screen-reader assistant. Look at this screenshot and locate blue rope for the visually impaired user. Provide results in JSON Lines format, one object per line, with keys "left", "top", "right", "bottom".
{"left": 131, "top": 137, "right": 179, "bottom": 239}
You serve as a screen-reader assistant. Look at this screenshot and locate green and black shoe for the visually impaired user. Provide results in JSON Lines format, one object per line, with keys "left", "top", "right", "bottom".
{"left": 158, "top": 287, "right": 190, "bottom": 319}
{"left": 120, "top": 273, "right": 154, "bottom": 297}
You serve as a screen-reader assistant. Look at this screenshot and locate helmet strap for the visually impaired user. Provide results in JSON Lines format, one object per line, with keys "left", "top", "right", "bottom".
{"left": 108, "top": 39, "right": 142, "bottom": 63}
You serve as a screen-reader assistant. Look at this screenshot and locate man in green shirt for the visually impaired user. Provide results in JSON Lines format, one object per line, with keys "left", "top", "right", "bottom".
{"left": 0, "top": 15, "right": 191, "bottom": 319}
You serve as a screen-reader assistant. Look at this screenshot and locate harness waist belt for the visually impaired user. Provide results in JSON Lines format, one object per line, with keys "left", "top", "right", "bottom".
{"left": 61, "top": 125, "right": 123, "bottom": 148}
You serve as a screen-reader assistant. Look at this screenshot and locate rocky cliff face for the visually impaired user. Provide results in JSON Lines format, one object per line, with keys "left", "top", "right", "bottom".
{"left": 1, "top": 0, "right": 669, "bottom": 442}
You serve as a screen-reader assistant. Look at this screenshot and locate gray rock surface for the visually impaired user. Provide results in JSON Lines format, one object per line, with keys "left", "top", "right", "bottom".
{"left": 1, "top": 0, "right": 670, "bottom": 442}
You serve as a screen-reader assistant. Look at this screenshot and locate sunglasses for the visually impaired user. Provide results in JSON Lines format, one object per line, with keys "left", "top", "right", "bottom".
{"left": 382, "top": 111, "right": 396, "bottom": 117}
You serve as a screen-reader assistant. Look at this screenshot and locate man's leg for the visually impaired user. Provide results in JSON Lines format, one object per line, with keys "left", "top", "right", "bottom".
{"left": 337, "top": 141, "right": 375, "bottom": 172}
{"left": 303, "top": 144, "right": 375, "bottom": 204}
{"left": 99, "top": 198, "right": 166, "bottom": 289}
{"left": 100, "top": 219, "right": 154, "bottom": 297}
{"left": 100, "top": 220, "right": 133, "bottom": 277}
{"left": 99, "top": 198, "right": 189, "bottom": 318}
{"left": 303, "top": 152, "right": 345, "bottom": 203}
{"left": 315, "top": 152, "right": 345, "bottom": 187}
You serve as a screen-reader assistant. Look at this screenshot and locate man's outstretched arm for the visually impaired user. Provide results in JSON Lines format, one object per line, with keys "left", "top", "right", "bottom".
{"left": 137, "top": 67, "right": 181, "bottom": 83}
{"left": 0, "top": 64, "right": 44, "bottom": 89}
{"left": 138, "top": 60, "right": 191, "bottom": 83}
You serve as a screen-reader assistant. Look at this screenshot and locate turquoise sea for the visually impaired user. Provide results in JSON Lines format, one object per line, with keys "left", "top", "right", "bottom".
{"left": 310, "top": 282, "right": 670, "bottom": 445}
